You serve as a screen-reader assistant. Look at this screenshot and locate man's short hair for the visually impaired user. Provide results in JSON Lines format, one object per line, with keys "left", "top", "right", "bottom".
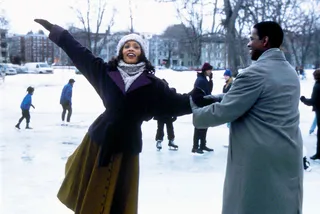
{"left": 253, "top": 21, "right": 284, "bottom": 48}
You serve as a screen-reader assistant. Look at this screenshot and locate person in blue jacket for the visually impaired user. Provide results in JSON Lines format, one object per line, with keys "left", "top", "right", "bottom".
{"left": 60, "top": 78, "right": 75, "bottom": 125}
{"left": 191, "top": 62, "right": 216, "bottom": 154}
{"left": 15, "top": 86, "right": 35, "bottom": 129}
{"left": 34, "top": 18, "right": 197, "bottom": 214}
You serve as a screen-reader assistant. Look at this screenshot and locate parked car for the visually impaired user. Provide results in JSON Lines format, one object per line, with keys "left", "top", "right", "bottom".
{"left": 24, "top": 62, "right": 54, "bottom": 74}
{"left": 0, "top": 63, "right": 17, "bottom": 75}
{"left": 75, "top": 68, "right": 81, "bottom": 75}
{"left": 0, "top": 66, "right": 5, "bottom": 82}
{"left": 172, "top": 66, "right": 190, "bottom": 71}
{"left": 11, "top": 64, "right": 28, "bottom": 74}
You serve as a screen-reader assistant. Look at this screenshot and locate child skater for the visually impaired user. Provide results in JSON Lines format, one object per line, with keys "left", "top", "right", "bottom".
{"left": 15, "top": 86, "right": 35, "bottom": 129}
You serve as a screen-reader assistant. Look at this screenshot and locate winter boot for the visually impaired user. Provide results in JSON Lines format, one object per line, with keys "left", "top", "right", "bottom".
{"left": 192, "top": 139, "right": 203, "bottom": 154}
{"left": 15, "top": 123, "right": 20, "bottom": 129}
{"left": 168, "top": 140, "right": 178, "bottom": 150}
{"left": 200, "top": 141, "right": 214, "bottom": 152}
{"left": 26, "top": 123, "right": 33, "bottom": 129}
{"left": 191, "top": 147, "right": 204, "bottom": 154}
{"left": 156, "top": 140, "right": 162, "bottom": 150}
{"left": 310, "top": 154, "right": 320, "bottom": 160}
{"left": 303, "top": 157, "right": 312, "bottom": 171}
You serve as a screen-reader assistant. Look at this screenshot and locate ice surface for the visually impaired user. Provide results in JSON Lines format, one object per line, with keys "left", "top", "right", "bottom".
{"left": 0, "top": 68, "right": 319, "bottom": 214}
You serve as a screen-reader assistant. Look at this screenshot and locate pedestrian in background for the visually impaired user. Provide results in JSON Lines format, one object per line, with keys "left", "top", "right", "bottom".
{"left": 60, "top": 78, "right": 75, "bottom": 125}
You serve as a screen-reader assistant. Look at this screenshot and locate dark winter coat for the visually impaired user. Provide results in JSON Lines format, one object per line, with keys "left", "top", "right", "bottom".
{"left": 49, "top": 25, "right": 192, "bottom": 166}
{"left": 192, "top": 73, "right": 214, "bottom": 107}
{"left": 301, "top": 81, "right": 320, "bottom": 112}
{"left": 153, "top": 87, "right": 177, "bottom": 122}
{"left": 20, "top": 94, "right": 32, "bottom": 110}
{"left": 60, "top": 83, "right": 73, "bottom": 105}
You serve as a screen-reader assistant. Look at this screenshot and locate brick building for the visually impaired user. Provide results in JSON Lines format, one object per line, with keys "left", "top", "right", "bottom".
{"left": 0, "top": 29, "right": 9, "bottom": 62}
{"left": 24, "top": 31, "right": 54, "bottom": 63}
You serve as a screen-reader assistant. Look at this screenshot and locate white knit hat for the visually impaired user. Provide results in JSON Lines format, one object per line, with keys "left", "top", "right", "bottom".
{"left": 116, "top": 33, "right": 148, "bottom": 57}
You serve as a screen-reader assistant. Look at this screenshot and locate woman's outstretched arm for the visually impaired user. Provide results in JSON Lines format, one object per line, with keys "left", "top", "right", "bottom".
{"left": 34, "top": 19, "right": 107, "bottom": 89}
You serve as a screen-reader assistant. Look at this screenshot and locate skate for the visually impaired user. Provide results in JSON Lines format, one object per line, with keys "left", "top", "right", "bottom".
{"left": 200, "top": 141, "right": 214, "bottom": 152}
{"left": 156, "top": 140, "right": 162, "bottom": 151}
{"left": 168, "top": 140, "right": 178, "bottom": 150}
{"left": 15, "top": 124, "right": 20, "bottom": 129}
{"left": 310, "top": 154, "right": 320, "bottom": 160}
{"left": 191, "top": 147, "right": 204, "bottom": 155}
{"left": 303, "top": 157, "right": 312, "bottom": 172}
{"left": 26, "top": 124, "right": 33, "bottom": 129}
{"left": 200, "top": 145, "right": 214, "bottom": 152}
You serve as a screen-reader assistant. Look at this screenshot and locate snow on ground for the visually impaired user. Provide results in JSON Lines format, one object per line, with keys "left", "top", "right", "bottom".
{"left": 0, "top": 68, "right": 319, "bottom": 214}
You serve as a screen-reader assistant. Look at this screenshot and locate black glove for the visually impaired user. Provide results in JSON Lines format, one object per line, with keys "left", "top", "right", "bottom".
{"left": 300, "top": 96, "right": 306, "bottom": 102}
{"left": 34, "top": 19, "right": 54, "bottom": 31}
{"left": 172, "top": 116, "right": 177, "bottom": 122}
{"left": 209, "top": 73, "right": 213, "bottom": 80}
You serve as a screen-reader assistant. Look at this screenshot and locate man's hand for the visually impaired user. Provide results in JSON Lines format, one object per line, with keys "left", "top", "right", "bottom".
{"left": 300, "top": 96, "right": 306, "bottom": 102}
{"left": 209, "top": 73, "right": 213, "bottom": 80}
{"left": 34, "top": 19, "right": 53, "bottom": 31}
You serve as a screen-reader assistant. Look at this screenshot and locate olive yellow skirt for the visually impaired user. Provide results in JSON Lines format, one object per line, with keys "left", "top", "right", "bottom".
{"left": 57, "top": 133, "right": 139, "bottom": 214}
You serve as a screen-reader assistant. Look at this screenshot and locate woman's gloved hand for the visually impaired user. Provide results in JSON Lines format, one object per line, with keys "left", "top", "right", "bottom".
{"left": 34, "top": 19, "right": 54, "bottom": 31}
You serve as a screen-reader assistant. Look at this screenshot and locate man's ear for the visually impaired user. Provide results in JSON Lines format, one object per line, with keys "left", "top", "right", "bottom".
{"left": 262, "top": 36, "right": 269, "bottom": 47}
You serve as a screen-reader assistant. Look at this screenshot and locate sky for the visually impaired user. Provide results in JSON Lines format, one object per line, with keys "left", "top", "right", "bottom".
{"left": 1, "top": 0, "right": 182, "bottom": 35}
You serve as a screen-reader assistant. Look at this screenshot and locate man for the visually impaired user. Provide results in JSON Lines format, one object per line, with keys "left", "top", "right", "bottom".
{"left": 191, "top": 21, "right": 303, "bottom": 214}
{"left": 60, "top": 78, "right": 75, "bottom": 125}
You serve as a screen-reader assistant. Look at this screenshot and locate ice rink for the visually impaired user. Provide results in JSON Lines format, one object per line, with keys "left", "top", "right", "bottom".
{"left": 0, "top": 68, "right": 319, "bottom": 214}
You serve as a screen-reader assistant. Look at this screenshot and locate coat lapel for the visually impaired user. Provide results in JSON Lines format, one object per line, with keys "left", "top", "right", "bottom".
{"left": 107, "top": 71, "right": 126, "bottom": 94}
{"left": 127, "top": 73, "right": 152, "bottom": 93}
{"left": 107, "top": 71, "right": 152, "bottom": 94}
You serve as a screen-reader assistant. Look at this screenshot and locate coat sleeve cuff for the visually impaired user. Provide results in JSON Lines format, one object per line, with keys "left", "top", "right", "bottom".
{"left": 49, "top": 25, "right": 66, "bottom": 44}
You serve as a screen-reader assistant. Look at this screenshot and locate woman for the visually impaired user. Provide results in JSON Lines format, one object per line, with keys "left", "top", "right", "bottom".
{"left": 191, "top": 62, "right": 215, "bottom": 154}
{"left": 34, "top": 19, "right": 192, "bottom": 214}
{"left": 301, "top": 68, "right": 320, "bottom": 160}
{"left": 222, "top": 69, "right": 233, "bottom": 94}
{"left": 223, "top": 69, "right": 233, "bottom": 130}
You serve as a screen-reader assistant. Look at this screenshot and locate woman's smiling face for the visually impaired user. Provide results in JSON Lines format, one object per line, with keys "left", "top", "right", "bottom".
{"left": 122, "top": 40, "right": 142, "bottom": 64}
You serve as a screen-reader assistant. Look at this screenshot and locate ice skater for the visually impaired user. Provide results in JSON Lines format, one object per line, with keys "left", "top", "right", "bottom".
{"left": 191, "top": 62, "right": 217, "bottom": 154}
{"left": 60, "top": 78, "right": 75, "bottom": 125}
{"left": 300, "top": 68, "right": 320, "bottom": 160}
{"left": 15, "top": 86, "right": 35, "bottom": 129}
{"left": 154, "top": 79, "right": 178, "bottom": 151}
{"left": 35, "top": 18, "right": 193, "bottom": 214}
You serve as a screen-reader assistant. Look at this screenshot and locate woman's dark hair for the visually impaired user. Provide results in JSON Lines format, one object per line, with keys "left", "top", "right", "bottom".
{"left": 108, "top": 46, "right": 155, "bottom": 74}
{"left": 313, "top": 68, "right": 320, "bottom": 81}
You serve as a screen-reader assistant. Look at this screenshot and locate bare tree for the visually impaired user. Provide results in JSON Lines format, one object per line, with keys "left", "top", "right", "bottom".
{"left": 0, "top": 8, "right": 8, "bottom": 29}
{"left": 157, "top": 0, "right": 222, "bottom": 66}
{"left": 71, "top": 0, "right": 116, "bottom": 55}
{"left": 222, "top": 0, "right": 244, "bottom": 74}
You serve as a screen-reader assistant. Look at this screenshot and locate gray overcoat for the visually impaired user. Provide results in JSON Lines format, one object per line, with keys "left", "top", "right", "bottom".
{"left": 192, "top": 48, "right": 303, "bottom": 214}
